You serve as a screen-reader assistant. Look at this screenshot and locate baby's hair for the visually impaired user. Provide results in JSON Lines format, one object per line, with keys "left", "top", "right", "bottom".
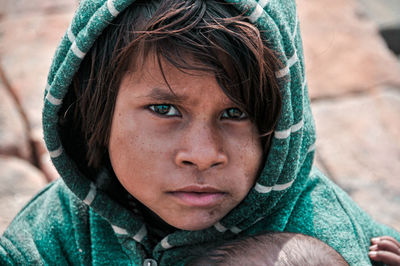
{"left": 59, "top": 0, "right": 282, "bottom": 176}
{"left": 187, "top": 232, "right": 349, "bottom": 266}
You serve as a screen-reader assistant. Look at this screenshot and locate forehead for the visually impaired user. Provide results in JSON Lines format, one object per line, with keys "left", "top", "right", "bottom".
{"left": 119, "top": 53, "right": 233, "bottom": 106}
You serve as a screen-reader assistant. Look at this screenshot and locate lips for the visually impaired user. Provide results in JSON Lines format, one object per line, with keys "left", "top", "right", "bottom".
{"left": 168, "top": 185, "right": 226, "bottom": 207}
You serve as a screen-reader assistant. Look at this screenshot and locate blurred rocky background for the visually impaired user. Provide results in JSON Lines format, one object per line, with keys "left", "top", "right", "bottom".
{"left": 0, "top": 0, "right": 399, "bottom": 234}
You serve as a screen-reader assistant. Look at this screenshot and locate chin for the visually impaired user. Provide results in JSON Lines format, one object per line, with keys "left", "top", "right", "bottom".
{"left": 169, "top": 218, "right": 218, "bottom": 231}
{"left": 177, "top": 224, "right": 214, "bottom": 231}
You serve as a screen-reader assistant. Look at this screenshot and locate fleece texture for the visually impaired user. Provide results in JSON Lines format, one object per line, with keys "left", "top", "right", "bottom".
{"left": 1, "top": 0, "right": 399, "bottom": 265}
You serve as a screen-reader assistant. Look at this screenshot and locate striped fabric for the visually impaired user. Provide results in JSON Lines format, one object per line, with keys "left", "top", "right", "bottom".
{"left": 42, "top": 0, "right": 317, "bottom": 262}
{"left": 42, "top": 0, "right": 315, "bottom": 246}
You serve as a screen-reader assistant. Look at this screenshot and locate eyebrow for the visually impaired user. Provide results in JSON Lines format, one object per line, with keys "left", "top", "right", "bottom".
{"left": 141, "top": 87, "right": 188, "bottom": 103}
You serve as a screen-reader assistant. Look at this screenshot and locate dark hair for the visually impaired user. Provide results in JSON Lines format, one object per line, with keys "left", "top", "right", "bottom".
{"left": 187, "top": 232, "right": 349, "bottom": 266}
{"left": 59, "top": 0, "right": 282, "bottom": 176}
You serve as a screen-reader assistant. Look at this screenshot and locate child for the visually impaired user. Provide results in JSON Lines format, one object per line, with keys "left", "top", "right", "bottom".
{"left": 0, "top": 0, "right": 399, "bottom": 265}
{"left": 187, "top": 232, "right": 349, "bottom": 265}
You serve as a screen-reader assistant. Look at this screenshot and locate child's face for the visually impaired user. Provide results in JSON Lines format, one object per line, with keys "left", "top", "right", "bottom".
{"left": 108, "top": 54, "right": 263, "bottom": 231}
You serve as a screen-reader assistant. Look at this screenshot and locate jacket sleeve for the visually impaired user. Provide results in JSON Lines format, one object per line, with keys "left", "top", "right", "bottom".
{"left": 0, "top": 180, "right": 91, "bottom": 265}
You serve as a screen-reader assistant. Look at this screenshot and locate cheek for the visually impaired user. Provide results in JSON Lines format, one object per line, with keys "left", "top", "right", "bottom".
{"left": 109, "top": 127, "right": 156, "bottom": 203}
{"left": 229, "top": 127, "right": 262, "bottom": 170}
{"left": 108, "top": 111, "right": 176, "bottom": 187}
{"left": 246, "top": 139, "right": 263, "bottom": 179}
{"left": 224, "top": 128, "right": 263, "bottom": 195}
{"left": 109, "top": 113, "right": 138, "bottom": 164}
{"left": 110, "top": 109, "right": 157, "bottom": 156}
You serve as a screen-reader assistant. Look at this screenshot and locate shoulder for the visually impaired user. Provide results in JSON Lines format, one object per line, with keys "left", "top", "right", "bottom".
{"left": 0, "top": 179, "right": 90, "bottom": 265}
{"left": 286, "top": 167, "right": 400, "bottom": 265}
{"left": 300, "top": 168, "right": 398, "bottom": 236}
{"left": 5, "top": 178, "right": 88, "bottom": 232}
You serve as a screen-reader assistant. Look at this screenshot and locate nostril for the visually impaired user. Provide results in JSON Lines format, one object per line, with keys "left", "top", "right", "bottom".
{"left": 182, "top": 161, "right": 194, "bottom": 166}
{"left": 211, "top": 162, "right": 221, "bottom": 168}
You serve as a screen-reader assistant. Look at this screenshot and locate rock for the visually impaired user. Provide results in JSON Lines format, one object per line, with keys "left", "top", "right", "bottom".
{"left": 380, "top": 27, "right": 400, "bottom": 55}
{"left": 313, "top": 88, "right": 400, "bottom": 231}
{"left": 0, "top": 9, "right": 74, "bottom": 180}
{"left": 0, "top": 156, "right": 47, "bottom": 234}
{"left": 31, "top": 128, "right": 59, "bottom": 182}
{"left": 0, "top": 12, "right": 74, "bottom": 137}
{"left": 0, "top": 82, "right": 31, "bottom": 160}
{"left": 357, "top": 0, "right": 400, "bottom": 55}
{"left": 297, "top": 0, "right": 400, "bottom": 99}
{"left": 357, "top": 0, "right": 400, "bottom": 29}
{"left": 0, "top": 0, "right": 76, "bottom": 18}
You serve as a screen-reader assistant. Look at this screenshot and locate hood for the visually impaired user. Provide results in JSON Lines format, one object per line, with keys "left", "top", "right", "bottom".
{"left": 42, "top": 0, "right": 315, "bottom": 252}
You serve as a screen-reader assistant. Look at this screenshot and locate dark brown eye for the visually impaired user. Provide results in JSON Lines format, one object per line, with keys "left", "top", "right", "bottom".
{"left": 221, "top": 108, "right": 248, "bottom": 120}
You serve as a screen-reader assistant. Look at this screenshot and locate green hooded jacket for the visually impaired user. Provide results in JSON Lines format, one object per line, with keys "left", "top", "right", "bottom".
{"left": 1, "top": 0, "right": 399, "bottom": 265}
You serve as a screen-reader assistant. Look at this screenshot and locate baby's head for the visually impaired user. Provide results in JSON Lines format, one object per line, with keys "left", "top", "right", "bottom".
{"left": 188, "top": 232, "right": 349, "bottom": 265}
{"left": 59, "top": 0, "right": 281, "bottom": 231}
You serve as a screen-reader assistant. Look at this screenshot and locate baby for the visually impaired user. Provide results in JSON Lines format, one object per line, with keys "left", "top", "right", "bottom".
{"left": 188, "top": 232, "right": 349, "bottom": 266}
{"left": 188, "top": 233, "right": 400, "bottom": 266}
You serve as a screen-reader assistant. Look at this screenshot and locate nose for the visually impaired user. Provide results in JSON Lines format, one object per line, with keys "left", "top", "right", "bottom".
{"left": 175, "top": 123, "right": 228, "bottom": 171}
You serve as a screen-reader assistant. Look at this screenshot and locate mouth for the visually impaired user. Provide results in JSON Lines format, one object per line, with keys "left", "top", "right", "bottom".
{"left": 168, "top": 185, "right": 226, "bottom": 207}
